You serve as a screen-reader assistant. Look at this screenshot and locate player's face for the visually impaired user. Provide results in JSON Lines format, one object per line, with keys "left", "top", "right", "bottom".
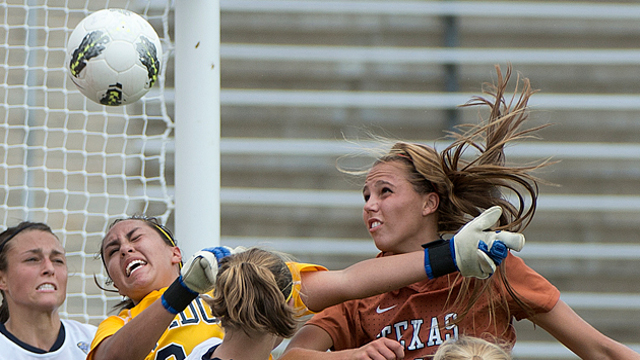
{"left": 102, "top": 220, "right": 181, "bottom": 303}
{"left": 0, "top": 230, "right": 67, "bottom": 314}
{"left": 363, "top": 161, "right": 432, "bottom": 254}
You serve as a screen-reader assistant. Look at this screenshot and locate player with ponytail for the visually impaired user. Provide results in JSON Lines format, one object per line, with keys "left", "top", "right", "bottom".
{"left": 283, "top": 65, "right": 640, "bottom": 360}
{"left": 89, "top": 203, "right": 525, "bottom": 360}
{"left": 186, "top": 248, "right": 298, "bottom": 359}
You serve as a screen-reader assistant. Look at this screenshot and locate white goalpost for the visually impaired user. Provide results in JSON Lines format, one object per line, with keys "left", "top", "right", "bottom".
{"left": 174, "top": 0, "right": 221, "bottom": 262}
{"left": 0, "top": 0, "right": 216, "bottom": 324}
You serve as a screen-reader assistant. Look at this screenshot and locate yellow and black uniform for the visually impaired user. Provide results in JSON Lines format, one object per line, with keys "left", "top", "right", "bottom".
{"left": 286, "top": 261, "right": 328, "bottom": 316}
{"left": 88, "top": 261, "right": 327, "bottom": 360}
{"left": 87, "top": 288, "right": 224, "bottom": 360}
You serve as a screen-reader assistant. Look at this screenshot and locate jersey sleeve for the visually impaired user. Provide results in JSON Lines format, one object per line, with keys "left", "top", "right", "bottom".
{"left": 503, "top": 253, "right": 561, "bottom": 320}
{"left": 305, "top": 300, "right": 364, "bottom": 351}
{"left": 86, "top": 314, "right": 126, "bottom": 360}
{"left": 286, "top": 261, "right": 328, "bottom": 316}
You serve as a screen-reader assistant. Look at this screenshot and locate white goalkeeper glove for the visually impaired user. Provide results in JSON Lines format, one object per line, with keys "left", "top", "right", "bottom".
{"left": 161, "top": 246, "right": 246, "bottom": 314}
{"left": 180, "top": 246, "right": 248, "bottom": 293}
{"left": 452, "top": 206, "right": 525, "bottom": 279}
{"left": 423, "top": 206, "right": 525, "bottom": 280}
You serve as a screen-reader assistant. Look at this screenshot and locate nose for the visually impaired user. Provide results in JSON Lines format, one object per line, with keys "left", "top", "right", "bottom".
{"left": 363, "top": 196, "right": 379, "bottom": 213}
{"left": 120, "top": 242, "right": 135, "bottom": 257}
{"left": 42, "top": 258, "right": 55, "bottom": 276}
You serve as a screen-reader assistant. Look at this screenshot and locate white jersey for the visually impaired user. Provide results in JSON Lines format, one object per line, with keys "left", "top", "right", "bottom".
{"left": 0, "top": 319, "right": 97, "bottom": 359}
{"left": 185, "top": 337, "right": 223, "bottom": 360}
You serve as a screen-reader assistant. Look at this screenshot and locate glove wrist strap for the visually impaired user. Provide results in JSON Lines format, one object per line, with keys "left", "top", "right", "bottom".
{"left": 161, "top": 276, "right": 198, "bottom": 315}
{"left": 423, "top": 239, "right": 458, "bottom": 279}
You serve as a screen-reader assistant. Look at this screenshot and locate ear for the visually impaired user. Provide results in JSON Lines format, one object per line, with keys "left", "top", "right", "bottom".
{"left": 422, "top": 192, "right": 439, "bottom": 216}
{"left": 171, "top": 246, "right": 183, "bottom": 267}
{"left": 0, "top": 271, "right": 7, "bottom": 291}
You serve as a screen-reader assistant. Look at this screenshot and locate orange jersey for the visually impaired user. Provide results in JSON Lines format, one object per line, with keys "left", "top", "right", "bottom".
{"left": 307, "top": 253, "right": 559, "bottom": 359}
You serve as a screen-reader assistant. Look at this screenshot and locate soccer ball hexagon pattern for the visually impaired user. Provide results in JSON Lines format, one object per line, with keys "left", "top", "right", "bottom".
{"left": 66, "top": 8, "right": 162, "bottom": 106}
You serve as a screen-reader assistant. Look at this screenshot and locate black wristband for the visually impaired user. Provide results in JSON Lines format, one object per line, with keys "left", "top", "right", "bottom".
{"left": 161, "top": 276, "right": 198, "bottom": 314}
{"left": 423, "top": 239, "right": 458, "bottom": 279}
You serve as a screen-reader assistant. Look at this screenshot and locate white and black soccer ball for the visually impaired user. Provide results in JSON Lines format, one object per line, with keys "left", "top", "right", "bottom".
{"left": 66, "top": 9, "right": 162, "bottom": 106}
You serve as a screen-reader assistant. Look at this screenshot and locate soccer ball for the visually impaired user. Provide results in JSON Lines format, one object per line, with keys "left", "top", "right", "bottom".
{"left": 66, "top": 9, "right": 162, "bottom": 106}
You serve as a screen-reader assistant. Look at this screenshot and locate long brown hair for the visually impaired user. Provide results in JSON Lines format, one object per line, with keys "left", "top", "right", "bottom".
{"left": 361, "top": 65, "right": 555, "bottom": 334}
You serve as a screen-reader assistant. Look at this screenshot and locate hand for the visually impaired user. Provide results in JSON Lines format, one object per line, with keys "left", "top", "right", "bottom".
{"left": 451, "top": 206, "right": 525, "bottom": 279}
{"left": 161, "top": 246, "right": 246, "bottom": 314}
{"left": 180, "top": 246, "right": 249, "bottom": 294}
{"left": 180, "top": 250, "right": 220, "bottom": 294}
{"left": 350, "top": 338, "right": 404, "bottom": 360}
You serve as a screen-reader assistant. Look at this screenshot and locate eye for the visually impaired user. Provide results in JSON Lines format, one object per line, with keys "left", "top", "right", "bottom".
{"left": 363, "top": 193, "right": 370, "bottom": 202}
{"left": 381, "top": 187, "right": 393, "bottom": 195}
{"left": 107, "top": 247, "right": 119, "bottom": 257}
{"left": 25, "top": 257, "right": 39, "bottom": 262}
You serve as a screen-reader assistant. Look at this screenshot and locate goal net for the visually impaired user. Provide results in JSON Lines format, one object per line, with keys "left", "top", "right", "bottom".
{"left": 0, "top": 0, "right": 174, "bottom": 324}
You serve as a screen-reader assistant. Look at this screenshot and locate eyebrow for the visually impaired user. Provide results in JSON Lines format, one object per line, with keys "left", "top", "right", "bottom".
{"left": 23, "top": 248, "right": 65, "bottom": 256}
{"left": 103, "top": 227, "right": 140, "bottom": 250}
{"left": 362, "top": 179, "right": 394, "bottom": 193}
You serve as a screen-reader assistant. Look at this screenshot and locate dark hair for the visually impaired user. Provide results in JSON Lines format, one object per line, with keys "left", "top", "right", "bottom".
{"left": 0, "top": 222, "right": 58, "bottom": 322}
{"left": 204, "top": 248, "right": 297, "bottom": 338}
{"left": 96, "top": 215, "right": 179, "bottom": 311}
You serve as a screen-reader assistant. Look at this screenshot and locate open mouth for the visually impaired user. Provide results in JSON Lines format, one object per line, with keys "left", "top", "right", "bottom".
{"left": 36, "top": 283, "right": 57, "bottom": 291}
{"left": 370, "top": 221, "right": 382, "bottom": 230}
{"left": 126, "top": 259, "right": 147, "bottom": 277}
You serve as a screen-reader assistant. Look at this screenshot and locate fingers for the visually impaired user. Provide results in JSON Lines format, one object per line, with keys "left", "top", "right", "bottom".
{"left": 467, "top": 206, "right": 502, "bottom": 231}
{"left": 475, "top": 251, "right": 495, "bottom": 279}
{"left": 358, "top": 338, "right": 404, "bottom": 360}
{"left": 493, "top": 231, "right": 525, "bottom": 252}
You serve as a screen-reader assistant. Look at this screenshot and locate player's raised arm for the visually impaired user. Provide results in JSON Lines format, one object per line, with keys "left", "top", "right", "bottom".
{"left": 298, "top": 206, "right": 523, "bottom": 312}
{"left": 88, "top": 217, "right": 228, "bottom": 360}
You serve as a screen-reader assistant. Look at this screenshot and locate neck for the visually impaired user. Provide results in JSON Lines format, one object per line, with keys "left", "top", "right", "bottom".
{"left": 4, "top": 308, "right": 61, "bottom": 351}
{"left": 211, "top": 329, "right": 278, "bottom": 360}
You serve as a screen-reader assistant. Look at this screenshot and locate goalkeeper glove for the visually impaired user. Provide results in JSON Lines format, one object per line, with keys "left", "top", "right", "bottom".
{"left": 161, "top": 246, "right": 245, "bottom": 314}
{"left": 423, "top": 206, "right": 525, "bottom": 280}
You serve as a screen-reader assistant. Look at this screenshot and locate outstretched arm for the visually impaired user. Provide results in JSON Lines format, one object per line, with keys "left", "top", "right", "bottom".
{"left": 299, "top": 251, "right": 424, "bottom": 312}
{"left": 90, "top": 249, "right": 227, "bottom": 360}
{"left": 299, "top": 206, "right": 525, "bottom": 312}
{"left": 531, "top": 300, "right": 640, "bottom": 360}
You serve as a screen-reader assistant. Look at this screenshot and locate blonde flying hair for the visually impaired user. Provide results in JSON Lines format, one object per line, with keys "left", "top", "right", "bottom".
{"left": 433, "top": 336, "right": 512, "bottom": 360}
{"left": 204, "top": 248, "right": 297, "bottom": 338}
{"left": 360, "top": 64, "right": 555, "bottom": 335}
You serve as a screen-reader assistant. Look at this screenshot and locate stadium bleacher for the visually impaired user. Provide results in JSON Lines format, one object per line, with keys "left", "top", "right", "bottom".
{"left": 202, "top": 1, "right": 640, "bottom": 358}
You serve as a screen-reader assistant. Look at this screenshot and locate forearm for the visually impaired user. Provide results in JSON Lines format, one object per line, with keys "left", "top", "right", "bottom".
{"left": 282, "top": 331, "right": 403, "bottom": 360}
{"left": 300, "top": 251, "right": 425, "bottom": 312}
{"left": 92, "top": 300, "right": 176, "bottom": 360}
{"left": 280, "top": 348, "right": 351, "bottom": 360}
{"left": 533, "top": 300, "right": 640, "bottom": 360}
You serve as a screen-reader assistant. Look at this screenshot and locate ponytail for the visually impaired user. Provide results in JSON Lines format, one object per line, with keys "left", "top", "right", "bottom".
{"left": 205, "top": 248, "right": 296, "bottom": 338}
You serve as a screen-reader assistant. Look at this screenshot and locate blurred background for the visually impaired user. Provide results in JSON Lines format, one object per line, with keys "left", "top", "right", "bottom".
{"left": 2, "top": 0, "right": 640, "bottom": 359}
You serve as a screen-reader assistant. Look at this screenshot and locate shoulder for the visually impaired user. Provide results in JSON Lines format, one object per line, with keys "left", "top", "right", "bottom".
{"left": 501, "top": 254, "right": 560, "bottom": 314}
{"left": 186, "top": 337, "right": 222, "bottom": 360}
{"left": 286, "top": 262, "right": 328, "bottom": 278}
{"left": 62, "top": 319, "right": 98, "bottom": 334}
